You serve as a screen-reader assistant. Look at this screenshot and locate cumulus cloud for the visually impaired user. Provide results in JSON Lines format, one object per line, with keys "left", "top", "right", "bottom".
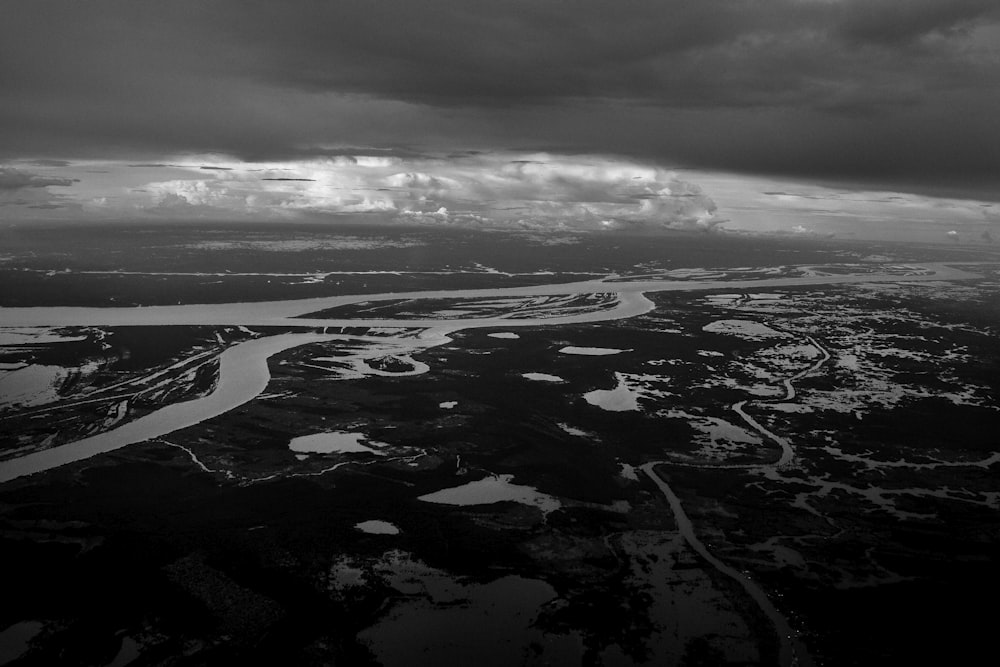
{"left": 135, "top": 152, "right": 721, "bottom": 231}
{"left": 12, "top": 152, "right": 999, "bottom": 242}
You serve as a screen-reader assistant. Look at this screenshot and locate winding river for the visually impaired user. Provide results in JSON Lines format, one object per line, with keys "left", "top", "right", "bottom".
{"left": 0, "top": 262, "right": 975, "bottom": 328}
{"left": 641, "top": 462, "right": 812, "bottom": 667}
{"left": 0, "top": 333, "right": 345, "bottom": 483}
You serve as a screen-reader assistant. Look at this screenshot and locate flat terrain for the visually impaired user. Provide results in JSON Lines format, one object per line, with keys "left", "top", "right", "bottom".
{"left": 1, "top": 224, "right": 998, "bottom": 666}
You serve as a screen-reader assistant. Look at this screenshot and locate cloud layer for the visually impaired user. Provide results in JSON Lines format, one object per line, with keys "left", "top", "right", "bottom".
{"left": 6, "top": 151, "right": 998, "bottom": 243}
{"left": 0, "top": 168, "right": 74, "bottom": 190}
{"left": 0, "top": 167, "right": 76, "bottom": 209}
{"left": 135, "top": 153, "right": 721, "bottom": 231}
{"left": 2, "top": 1, "right": 998, "bottom": 194}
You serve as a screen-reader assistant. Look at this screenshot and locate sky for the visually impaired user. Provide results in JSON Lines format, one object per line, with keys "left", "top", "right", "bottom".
{"left": 2, "top": 0, "right": 999, "bottom": 242}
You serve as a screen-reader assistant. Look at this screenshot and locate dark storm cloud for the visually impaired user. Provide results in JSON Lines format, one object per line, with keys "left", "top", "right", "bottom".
{"left": 1, "top": 1, "right": 998, "bottom": 192}
{"left": 0, "top": 168, "right": 75, "bottom": 190}
{"left": 225, "top": 0, "right": 996, "bottom": 109}
{"left": 0, "top": 166, "right": 76, "bottom": 212}
{"left": 834, "top": 0, "right": 996, "bottom": 44}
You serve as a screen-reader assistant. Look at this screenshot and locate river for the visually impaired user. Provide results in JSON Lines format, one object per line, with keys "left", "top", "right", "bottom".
{"left": 0, "top": 263, "right": 979, "bottom": 483}
{"left": 0, "top": 332, "right": 343, "bottom": 483}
